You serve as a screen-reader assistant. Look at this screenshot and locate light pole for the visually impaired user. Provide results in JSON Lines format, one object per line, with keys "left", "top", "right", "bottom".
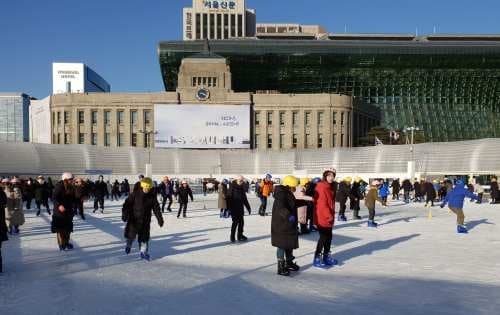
{"left": 138, "top": 130, "right": 158, "bottom": 177}
{"left": 404, "top": 126, "right": 421, "bottom": 180}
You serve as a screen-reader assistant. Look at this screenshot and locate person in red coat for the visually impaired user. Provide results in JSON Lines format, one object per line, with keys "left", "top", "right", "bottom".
{"left": 313, "top": 169, "right": 338, "bottom": 268}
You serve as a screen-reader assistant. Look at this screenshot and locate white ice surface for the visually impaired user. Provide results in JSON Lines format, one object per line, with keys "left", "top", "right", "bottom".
{"left": 1, "top": 195, "right": 499, "bottom": 315}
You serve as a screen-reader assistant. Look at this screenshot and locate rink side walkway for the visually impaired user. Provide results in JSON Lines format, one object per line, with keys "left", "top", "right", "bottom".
{"left": 1, "top": 194, "right": 499, "bottom": 315}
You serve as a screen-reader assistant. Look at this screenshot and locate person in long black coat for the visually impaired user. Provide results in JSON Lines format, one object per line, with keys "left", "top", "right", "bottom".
{"left": 336, "top": 178, "right": 351, "bottom": 221}
{"left": 490, "top": 178, "right": 499, "bottom": 204}
{"left": 227, "top": 176, "right": 251, "bottom": 243}
{"left": 349, "top": 178, "right": 362, "bottom": 219}
{"left": 0, "top": 185, "right": 8, "bottom": 273}
{"left": 424, "top": 180, "right": 437, "bottom": 207}
{"left": 391, "top": 179, "right": 401, "bottom": 200}
{"left": 271, "top": 179, "right": 300, "bottom": 276}
{"left": 402, "top": 179, "right": 413, "bottom": 203}
{"left": 74, "top": 178, "right": 89, "bottom": 220}
{"left": 122, "top": 178, "right": 164, "bottom": 260}
{"left": 176, "top": 181, "right": 194, "bottom": 218}
{"left": 414, "top": 180, "right": 422, "bottom": 202}
{"left": 93, "top": 175, "right": 107, "bottom": 213}
{"left": 34, "top": 176, "right": 51, "bottom": 216}
{"left": 51, "top": 173, "right": 76, "bottom": 251}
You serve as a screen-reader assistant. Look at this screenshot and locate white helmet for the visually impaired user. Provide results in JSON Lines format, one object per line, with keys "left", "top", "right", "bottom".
{"left": 62, "top": 172, "right": 74, "bottom": 180}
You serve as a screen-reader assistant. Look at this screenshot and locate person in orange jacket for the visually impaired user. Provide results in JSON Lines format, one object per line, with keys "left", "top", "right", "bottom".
{"left": 313, "top": 169, "right": 338, "bottom": 268}
{"left": 258, "top": 174, "right": 274, "bottom": 216}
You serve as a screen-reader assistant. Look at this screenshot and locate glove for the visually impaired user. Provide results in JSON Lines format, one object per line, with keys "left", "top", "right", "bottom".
{"left": 158, "top": 219, "right": 164, "bottom": 228}
{"left": 247, "top": 209, "right": 251, "bottom": 215}
{"left": 288, "top": 215, "right": 296, "bottom": 223}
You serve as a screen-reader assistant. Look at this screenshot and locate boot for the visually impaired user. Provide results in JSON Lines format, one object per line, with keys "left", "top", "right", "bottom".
{"left": 368, "top": 220, "right": 378, "bottom": 228}
{"left": 8, "top": 226, "right": 14, "bottom": 235}
{"left": 238, "top": 235, "right": 248, "bottom": 242}
{"left": 313, "top": 254, "right": 328, "bottom": 269}
{"left": 285, "top": 260, "right": 300, "bottom": 271}
{"left": 323, "top": 252, "right": 338, "bottom": 266}
{"left": 457, "top": 225, "right": 468, "bottom": 234}
{"left": 36, "top": 210, "right": 41, "bottom": 216}
{"left": 47, "top": 209, "right": 51, "bottom": 215}
{"left": 277, "top": 260, "right": 290, "bottom": 276}
{"left": 125, "top": 246, "right": 131, "bottom": 255}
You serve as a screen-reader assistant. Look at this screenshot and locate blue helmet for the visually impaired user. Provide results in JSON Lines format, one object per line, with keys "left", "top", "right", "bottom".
{"left": 312, "top": 177, "right": 321, "bottom": 184}
{"left": 265, "top": 173, "right": 272, "bottom": 179}
{"left": 222, "top": 179, "right": 229, "bottom": 185}
{"left": 455, "top": 179, "right": 465, "bottom": 187}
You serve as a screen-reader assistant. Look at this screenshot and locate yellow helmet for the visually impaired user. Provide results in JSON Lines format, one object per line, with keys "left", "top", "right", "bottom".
{"left": 300, "top": 178, "right": 310, "bottom": 186}
{"left": 354, "top": 176, "right": 362, "bottom": 183}
{"left": 140, "top": 177, "right": 154, "bottom": 191}
{"left": 344, "top": 177, "right": 352, "bottom": 183}
{"left": 282, "top": 175, "right": 299, "bottom": 188}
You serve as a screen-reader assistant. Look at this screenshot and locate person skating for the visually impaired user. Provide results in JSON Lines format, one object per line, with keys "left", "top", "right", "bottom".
{"left": 402, "top": 178, "right": 413, "bottom": 204}
{"left": 349, "top": 177, "right": 363, "bottom": 220}
{"left": 490, "top": 177, "right": 499, "bottom": 204}
{"left": 93, "top": 175, "right": 107, "bottom": 214}
{"left": 257, "top": 174, "right": 274, "bottom": 216}
{"left": 158, "top": 176, "right": 174, "bottom": 213}
{"left": 5, "top": 178, "right": 25, "bottom": 235}
{"left": 51, "top": 173, "right": 76, "bottom": 251}
{"left": 391, "top": 179, "right": 401, "bottom": 200}
{"left": 424, "top": 178, "right": 437, "bottom": 207}
{"left": 440, "top": 179, "right": 481, "bottom": 234}
{"left": 272, "top": 175, "right": 300, "bottom": 276}
{"left": 414, "top": 179, "right": 423, "bottom": 202}
{"left": 296, "top": 178, "right": 313, "bottom": 234}
{"left": 34, "top": 176, "right": 51, "bottom": 216}
{"left": 378, "top": 181, "right": 389, "bottom": 207}
{"left": 218, "top": 179, "right": 229, "bottom": 218}
{"left": 74, "top": 178, "right": 89, "bottom": 220}
{"left": 336, "top": 177, "right": 351, "bottom": 222}
{"left": 313, "top": 169, "right": 338, "bottom": 268}
{"left": 365, "top": 181, "right": 382, "bottom": 227}
{"left": 177, "top": 180, "right": 193, "bottom": 218}
{"left": 306, "top": 178, "right": 321, "bottom": 232}
{"left": 0, "top": 180, "right": 8, "bottom": 273}
{"left": 111, "top": 180, "right": 121, "bottom": 201}
{"left": 473, "top": 181, "right": 484, "bottom": 204}
{"left": 122, "top": 178, "right": 164, "bottom": 260}
{"left": 227, "top": 175, "right": 251, "bottom": 243}
{"left": 23, "top": 179, "right": 35, "bottom": 210}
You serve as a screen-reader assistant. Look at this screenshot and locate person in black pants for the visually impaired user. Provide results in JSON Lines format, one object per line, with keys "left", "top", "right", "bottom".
{"left": 34, "top": 176, "right": 51, "bottom": 216}
{"left": 391, "top": 179, "right": 401, "bottom": 200}
{"left": 177, "top": 181, "right": 193, "bottom": 218}
{"left": 158, "top": 176, "right": 174, "bottom": 213}
{"left": 93, "top": 175, "right": 107, "bottom": 214}
{"left": 349, "top": 177, "right": 363, "bottom": 220}
{"left": 227, "top": 175, "right": 251, "bottom": 243}
{"left": 336, "top": 177, "right": 351, "bottom": 222}
{"left": 0, "top": 182, "right": 8, "bottom": 273}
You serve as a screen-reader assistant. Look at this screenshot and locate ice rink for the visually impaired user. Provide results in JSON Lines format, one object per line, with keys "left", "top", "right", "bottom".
{"left": 1, "top": 194, "right": 499, "bottom": 315}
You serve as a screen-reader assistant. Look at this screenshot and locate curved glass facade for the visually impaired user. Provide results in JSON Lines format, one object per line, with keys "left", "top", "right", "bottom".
{"left": 158, "top": 39, "right": 500, "bottom": 142}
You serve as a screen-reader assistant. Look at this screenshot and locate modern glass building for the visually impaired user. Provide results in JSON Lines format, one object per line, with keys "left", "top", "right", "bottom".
{"left": 158, "top": 35, "right": 500, "bottom": 142}
{"left": 0, "top": 93, "right": 31, "bottom": 142}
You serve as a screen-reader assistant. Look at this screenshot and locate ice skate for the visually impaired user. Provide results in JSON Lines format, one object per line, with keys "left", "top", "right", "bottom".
{"left": 323, "top": 252, "right": 338, "bottom": 266}
{"left": 457, "top": 225, "right": 468, "bottom": 234}
{"left": 368, "top": 220, "right": 378, "bottom": 228}
{"left": 285, "top": 260, "right": 300, "bottom": 272}
{"left": 313, "top": 255, "right": 328, "bottom": 269}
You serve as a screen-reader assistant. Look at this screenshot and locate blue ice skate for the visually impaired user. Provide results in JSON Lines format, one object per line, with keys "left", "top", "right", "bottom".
{"left": 367, "top": 220, "right": 378, "bottom": 228}
{"left": 140, "top": 252, "right": 151, "bottom": 261}
{"left": 457, "top": 225, "right": 468, "bottom": 234}
{"left": 323, "top": 253, "right": 338, "bottom": 266}
{"left": 313, "top": 255, "right": 329, "bottom": 269}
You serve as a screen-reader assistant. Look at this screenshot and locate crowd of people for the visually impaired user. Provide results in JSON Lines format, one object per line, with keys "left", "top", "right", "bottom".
{"left": 0, "top": 171, "right": 498, "bottom": 275}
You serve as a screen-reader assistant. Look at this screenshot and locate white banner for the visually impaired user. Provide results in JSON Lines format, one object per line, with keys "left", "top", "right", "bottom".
{"left": 154, "top": 104, "right": 251, "bottom": 149}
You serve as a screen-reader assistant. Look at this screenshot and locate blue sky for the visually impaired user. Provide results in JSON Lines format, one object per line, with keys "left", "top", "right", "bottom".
{"left": 1, "top": 0, "right": 499, "bottom": 98}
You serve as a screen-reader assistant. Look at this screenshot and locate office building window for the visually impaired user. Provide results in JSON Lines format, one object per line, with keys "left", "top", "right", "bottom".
{"left": 104, "top": 133, "right": 110, "bottom": 147}
{"left": 202, "top": 13, "right": 208, "bottom": 38}
{"left": 57, "top": 112, "right": 61, "bottom": 125}
{"left": 64, "top": 133, "right": 70, "bottom": 144}
{"left": 279, "top": 112, "right": 285, "bottom": 126}
{"left": 318, "top": 111, "right": 324, "bottom": 126}
{"left": 267, "top": 112, "right": 273, "bottom": 125}
{"left": 64, "top": 111, "right": 70, "bottom": 124}
{"left": 292, "top": 134, "right": 298, "bottom": 148}
{"left": 78, "top": 111, "right": 85, "bottom": 124}
{"left": 341, "top": 134, "right": 344, "bottom": 146}
{"left": 318, "top": 134, "right": 323, "bottom": 148}
{"left": 305, "top": 134, "right": 311, "bottom": 148}
{"left": 217, "top": 14, "right": 222, "bottom": 39}
{"left": 267, "top": 134, "right": 272, "bottom": 148}
{"left": 91, "top": 133, "right": 97, "bottom": 145}
{"left": 279, "top": 134, "right": 285, "bottom": 149}
{"left": 131, "top": 133, "right": 137, "bottom": 147}
{"left": 341, "top": 112, "right": 344, "bottom": 125}
{"left": 91, "top": 111, "right": 98, "bottom": 124}
{"left": 305, "top": 111, "right": 311, "bottom": 126}
{"left": 255, "top": 134, "right": 259, "bottom": 148}
{"left": 237, "top": 14, "right": 243, "bottom": 37}
{"left": 104, "top": 110, "right": 111, "bottom": 125}
{"left": 117, "top": 133, "right": 124, "bottom": 147}
{"left": 144, "top": 134, "right": 150, "bottom": 148}
{"left": 117, "top": 110, "right": 124, "bottom": 125}
{"left": 332, "top": 111, "right": 337, "bottom": 125}
{"left": 224, "top": 14, "right": 229, "bottom": 38}
{"left": 78, "top": 133, "right": 85, "bottom": 144}
{"left": 144, "top": 110, "right": 151, "bottom": 125}
{"left": 230, "top": 14, "right": 236, "bottom": 37}
{"left": 131, "top": 111, "right": 138, "bottom": 125}
{"left": 195, "top": 13, "right": 201, "bottom": 39}
{"left": 333, "top": 134, "right": 337, "bottom": 147}
{"left": 255, "top": 111, "right": 260, "bottom": 125}
{"left": 209, "top": 13, "right": 215, "bottom": 38}
{"left": 57, "top": 133, "right": 61, "bottom": 144}
{"left": 292, "top": 111, "right": 298, "bottom": 126}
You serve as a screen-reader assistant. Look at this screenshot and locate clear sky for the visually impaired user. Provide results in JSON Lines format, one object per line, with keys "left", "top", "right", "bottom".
{"left": 1, "top": 0, "right": 499, "bottom": 98}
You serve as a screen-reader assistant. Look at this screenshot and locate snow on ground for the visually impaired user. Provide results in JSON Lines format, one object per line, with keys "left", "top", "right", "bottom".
{"left": 1, "top": 194, "right": 500, "bottom": 315}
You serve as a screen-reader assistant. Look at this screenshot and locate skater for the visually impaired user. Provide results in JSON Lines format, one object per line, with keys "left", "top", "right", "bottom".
{"left": 336, "top": 177, "right": 351, "bottom": 222}
{"left": 414, "top": 179, "right": 423, "bottom": 202}
{"left": 34, "top": 176, "right": 51, "bottom": 216}
{"left": 23, "top": 179, "right": 34, "bottom": 210}
{"left": 111, "top": 180, "right": 121, "bottom": 201}
{"left": 73, "top": 178, "right": 89, "bottom": 220}
{"left": 440, "top": 179, "right": 481, "bottom": 234}
{"left": 378, "top": 181, "right": 389, "bottom": 207}
{"left": 391, "top": 179, "right": 401, "bottom": 200}
{"left": 312, "top": 169, "right": 338, "bottom": 268}
{"left": 158, "top": 176, "right": 174, "bottom": 213}
{"left": 490, "top": 177, "right": 499, "bottom": 204}
{"left": 51, "top": 173, "right": 76, "bottom": 250}
{"left": 424, "top": 178, "right": 437, "bottom": 207}
{"left": 93, "top": 175, "right": 107, "bottom": 214}
{"left": 365, "top": 180, "right": 382, "bottom": 227}
{"left": 0, "top": 180, "right": 8, "bottom": 273}
{"left": 5, "top": 178, "right": 25, "bottom": 235}
{"left": 306, "top": 178, "right": 321, "bottom": 232}
{"left": 296, "top": 178, "right": 313, "bottom": 234}
{"left": 473, "top": 181, "right": 484, "bottom": 204}
{"left": 122, "top": 178, "right": 164, "bottom": 260}
{"left": 176, "top": 180, "right": 193, "bottom": 218}
{"left": 218, "top": 179, "right": 229, "bottom": 218}
{"left": 349, "top": 177, "right": 363, "bottom": 220}
{"left": 258, "top": 174, "right": 274, "bottom": 216}
{"left": 272, "top": 175, "right": 300, "bottom": 276}
{"left": 227, "top": 175, "right": 251, "bottom": 243}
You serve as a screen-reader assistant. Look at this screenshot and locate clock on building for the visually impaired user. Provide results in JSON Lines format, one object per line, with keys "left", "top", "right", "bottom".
{"left": 196, "top": 87, "right": 210, "bottom": 101}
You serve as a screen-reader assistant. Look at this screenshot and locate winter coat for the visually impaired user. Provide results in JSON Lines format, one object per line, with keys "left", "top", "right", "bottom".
{"left": 391, "top": 180, "right": 401, "bottom": 194}
{"left": 402, "top": 180, "right": 413, "bottom": 192}
{"left": 259, "top": 180, "right": 274, "bottom": 198}
{"left": 378, "top": 183, "right": 390, "bottom": 198}
{"left": 5, "top": 186, "right": 25, "bottom": 227}
{"left": 491, "top": 181, "right": 499, "bottom": 199}
{"left": 23, "top": 183, "right": 34, "bottom": 200}
{"left": 294, "top": 185, "right": 312, "bottom": 224}
{"left": 350, "top": 182, "right": 362, "bottom": 200}
{"left": 0, "top": 189, "right": 8, "bottom": 243}
{"left": 51, "top": 181, "right": 75, "bottom": 233}
{"left": 365, "top": 186, "right": 381, "bottom": 210}
{"left": 177, "top": 186, "right": 194, "bottom": 204}
{"left": 218, "top": 184, "right": 228, "bottom": 209}
{"left": 94, "top": 181, "right": 108, "bottom": 198}
{"left": 414, "top": 182, "right": 422, "bottom": 196}
{"left": 313, "top": 181, "right": 335, "bottom": 228}
{"left": 271, "top": 185, "right": 299, "bottom": 250}
{"left": 122, "top": 189, "right": 164, "bottom": 243}
{"left": 441, "top": 182, "right": 480, "bottom": 209}
{"left": 34, "top": 181, "right": 50, "bottom": 202}
{"left": 226, "top": 182, "right": 251, "bottom": 216}
{"left": 423, "top": 182, "right": 436, "bottom": 199}
{"left": 112, "top": 182, "right": 120, "bottom": 194}
{"left": 74, "top": 184, "right": 89, "bottom": 201}
{"left": 158, "top": 181, "right": 174, "bottom": 197}
{"left": 336, "top": 182, "right": 351, "bottom": 203}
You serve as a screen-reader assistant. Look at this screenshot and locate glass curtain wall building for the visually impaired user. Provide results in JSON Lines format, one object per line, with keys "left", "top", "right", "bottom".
{"left": 0, "top": 93, "right": 31, "bottom": 142}
{"left": 158, "top": 36, "right": 500, "bottom": 142}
